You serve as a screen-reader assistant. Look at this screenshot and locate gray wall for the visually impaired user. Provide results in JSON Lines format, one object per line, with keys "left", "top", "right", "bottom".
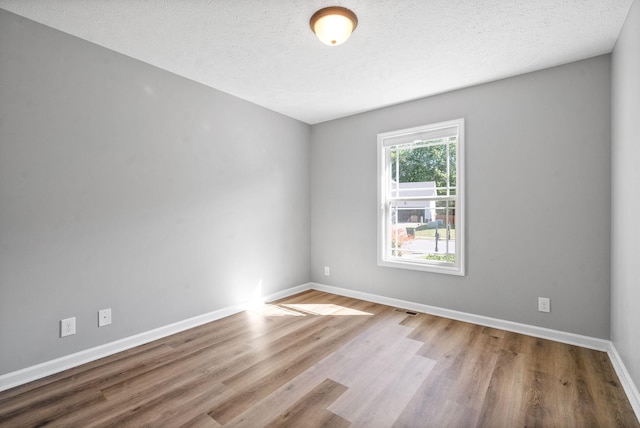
{"left": 311, "top": 56, "right": 612, "bottom": 339}
{"left": 612, "top": 0, "right": 640, "bottom": 391}
{"left": 0, "top": 10, "right": 310, "bottom": 374}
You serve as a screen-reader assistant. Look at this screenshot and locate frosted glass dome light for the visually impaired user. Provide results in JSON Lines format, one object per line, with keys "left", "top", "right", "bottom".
{"left": 310, "top": 6, "right": 358, "bottom": 46}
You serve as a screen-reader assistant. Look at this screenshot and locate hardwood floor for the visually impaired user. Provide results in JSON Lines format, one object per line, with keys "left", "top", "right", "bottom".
{"left": 0, "top": 290, "right": 637, "bottom": 427}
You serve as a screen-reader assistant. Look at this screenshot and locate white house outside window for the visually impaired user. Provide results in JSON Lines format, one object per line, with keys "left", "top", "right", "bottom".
{"left": 377, "top": 118, "right": 465, "bottom": 275}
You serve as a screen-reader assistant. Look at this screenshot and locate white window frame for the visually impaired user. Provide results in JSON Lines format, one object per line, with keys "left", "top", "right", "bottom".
{"left": 377, "top": 118, "right": 465, "bottom": 275}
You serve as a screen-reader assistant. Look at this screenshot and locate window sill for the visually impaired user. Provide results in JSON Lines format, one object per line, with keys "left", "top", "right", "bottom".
{"left": 377, "top": 258, "right": 465, "bottom": 276}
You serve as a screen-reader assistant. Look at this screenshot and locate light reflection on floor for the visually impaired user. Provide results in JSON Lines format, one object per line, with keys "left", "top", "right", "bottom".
{"left": 250, "top": 303, "right": 372, "bottom": 317}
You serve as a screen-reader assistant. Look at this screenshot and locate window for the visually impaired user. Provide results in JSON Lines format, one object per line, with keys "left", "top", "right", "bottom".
{"left": 377, "top": 119, "right": 465, "bottom": 275}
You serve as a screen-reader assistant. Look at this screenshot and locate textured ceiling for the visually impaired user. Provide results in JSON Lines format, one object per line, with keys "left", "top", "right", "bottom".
{"left": 0, "top": 0, "right": 634, "bottom": 124}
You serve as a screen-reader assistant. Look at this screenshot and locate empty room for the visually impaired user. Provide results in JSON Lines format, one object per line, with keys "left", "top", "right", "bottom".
{"left": 1, "top": 1, "right": 639, "bottom": 426}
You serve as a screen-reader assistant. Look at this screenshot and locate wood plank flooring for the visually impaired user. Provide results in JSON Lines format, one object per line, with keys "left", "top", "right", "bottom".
{"left": 0, "top": 290, "right": 637, "bottom": 427}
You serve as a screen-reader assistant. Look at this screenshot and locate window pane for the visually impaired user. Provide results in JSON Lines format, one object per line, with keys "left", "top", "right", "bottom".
{"left": 448, "top": 141, "right": 457, "bottom": 190}
{"left": 388, "top": 200, "right": 455, "bottom": 263}
{"left": 390, "top": 139, "right": 456, "bottom": 195}
{"left": 390, "top": 200, "right": 436, "bottom": 225}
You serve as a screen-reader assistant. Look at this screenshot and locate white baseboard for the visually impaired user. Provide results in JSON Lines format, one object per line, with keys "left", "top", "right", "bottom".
{"left": 310, "top": 282, "right": 610, "bottom": 351}
{"left": 0, "top": 283, "right": 313, "bottom": 392}
{"left": 3, "top": 280, "right": 638, "bottom": 424}
{"left": 608, "top": 342, "right": 640, "bottom": 420}
{"left": 0, "top": 305, "right": 243, "bottom": 393}
{"left": 310, "top": 282, "right": 639, "bottom": 422}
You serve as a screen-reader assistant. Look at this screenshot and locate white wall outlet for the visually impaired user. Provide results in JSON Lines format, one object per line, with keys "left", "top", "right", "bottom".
{"left": 98, "top": 308, "right": 112, "bottom": 327}
{"left": 538, "top": 297, "right": 551, "bottom": 313}
{"left": 60, "top": 317, "right": 76, "bottom": 337}
{"left": 324, "top": 266, "right": 330, "bottom": 276}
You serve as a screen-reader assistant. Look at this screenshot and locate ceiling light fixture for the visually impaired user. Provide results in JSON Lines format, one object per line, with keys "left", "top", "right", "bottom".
{"left": 309, "top": 6, "right": 358, "bottom": 46}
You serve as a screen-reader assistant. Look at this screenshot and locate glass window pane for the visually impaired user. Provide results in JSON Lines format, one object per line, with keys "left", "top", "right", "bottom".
{"left": 388, "top": 200, "right": 456, "bottom": 263}
{"left": 448, "top": 141, "right": 457, "bottom": 189}
{"left": 420, "top": 203, "right": 456, "bottom": 263}
{"left": 390, "top": 140, "right": 456, "bottom": 194}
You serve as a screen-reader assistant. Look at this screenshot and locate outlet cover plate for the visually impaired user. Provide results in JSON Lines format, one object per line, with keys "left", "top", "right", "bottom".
{"left": 98, "top": 308, "right": 112, "bottom": 327}
{"left": 61, "top": 317, "right": 76, "bottom": 337}
{"left": 538, "top": 297, "right": 551, "bottom": 313}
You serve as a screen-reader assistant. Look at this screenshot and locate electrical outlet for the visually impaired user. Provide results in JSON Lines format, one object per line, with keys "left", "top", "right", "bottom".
{"left": 324, "top": 266, "right": 330, "bottom": 276}
{"left": 60, "top": 317, "right": 76, "bottom": 337}
{"left": 98, "top": 308, "right": 112, "bottom": 327}
{"left": 538, "top": 297, "right": 551, "bottom": 313}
